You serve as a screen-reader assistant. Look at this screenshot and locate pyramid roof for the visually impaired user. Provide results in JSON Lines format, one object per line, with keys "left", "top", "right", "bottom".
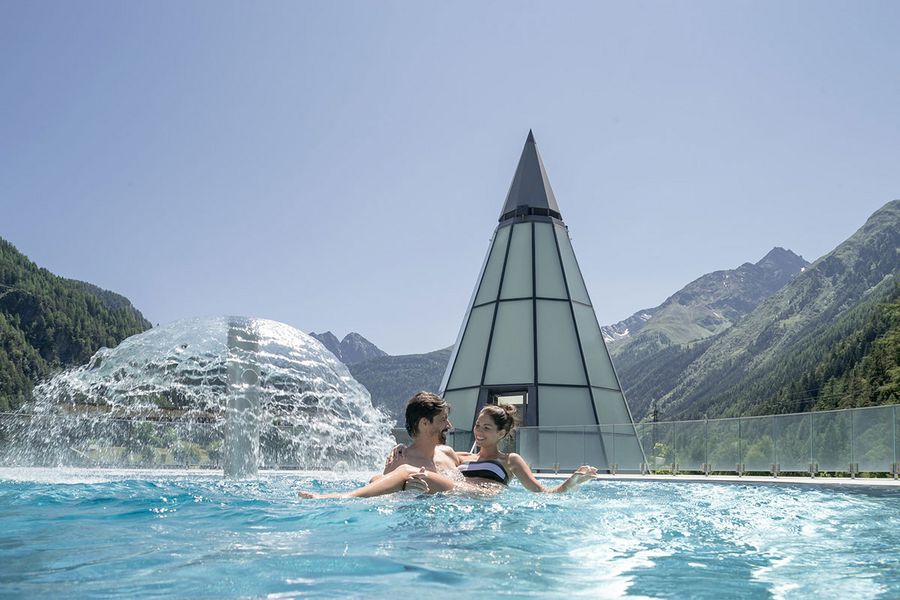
{"left": 499, "top": 130, "right": 561, "bottom": 221}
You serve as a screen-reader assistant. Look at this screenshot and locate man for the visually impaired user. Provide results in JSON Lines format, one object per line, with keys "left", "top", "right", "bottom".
{"left": 298, "top": 392, "right": 461, "bottom": 498}
{"left": 382, "top": 391, "right": 460, "bottom": 479}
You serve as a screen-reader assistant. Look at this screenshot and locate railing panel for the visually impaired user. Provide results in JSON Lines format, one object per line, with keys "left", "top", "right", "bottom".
{"left": 539, "top": 428, "right": 559, "bottom": 471}
{"left": 674, "top": 421, "right": 706, "bottom": 472}
{"left": 853, "top": 406, "right": 894, "bottom": 474}
{"left": 517, "top": 427, "right": 539, "bottom": 469}
{"left": 773, "top": 413, "right": 811, "bottom": 473}
{"left": 644, "top": 421, "right": 677, "bottom": 471}
{"left": 812, "top": 410, "right": 851, "bottom": 472}
{"left": 586, "top": 426, "right": 607, "bottom": 471}
{"left": 741, "top": 416, "right": 774, "bottom": 472}
{"left": 612, "top": 423, "right": 644, "bottom": 473}
{"left": 706, "top": 419, "right": 739, "bottom": 473}
{"left": 634, "top": 422, "right": 655, "bottom": 470}
{"left": 556, "top": 426, "right": 586, "bottom": 471}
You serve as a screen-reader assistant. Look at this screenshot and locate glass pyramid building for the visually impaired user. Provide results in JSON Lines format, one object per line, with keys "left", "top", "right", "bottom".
{"left": 439, "top": 131, "right": 645, "bottom": 471}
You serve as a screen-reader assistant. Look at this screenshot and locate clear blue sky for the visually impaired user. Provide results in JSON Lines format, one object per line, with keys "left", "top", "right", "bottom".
{"left": 2, "top": 1, "right": 899, "bottom": 355}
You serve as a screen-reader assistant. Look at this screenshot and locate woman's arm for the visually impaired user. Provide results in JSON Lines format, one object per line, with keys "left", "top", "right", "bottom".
{"left": 299, "top": 464, "right": 458, "bottom": 499}
{"left": 508, "top": 454, "right": 598, "bottom": 493}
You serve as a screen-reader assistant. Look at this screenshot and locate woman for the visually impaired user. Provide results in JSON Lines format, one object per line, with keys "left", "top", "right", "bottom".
{"left": 455, "top": 404, "right": 597, "bottom": 494}
{"left": 298, "top": 404, "right": 597, "bottom": 498}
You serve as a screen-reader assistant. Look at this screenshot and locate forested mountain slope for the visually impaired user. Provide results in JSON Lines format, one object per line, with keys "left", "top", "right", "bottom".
{"left": 653, "top": 200, "right": 900, "bottom": 419}
{"left": 0, "top": 238, "right": 151, "bottom": 410}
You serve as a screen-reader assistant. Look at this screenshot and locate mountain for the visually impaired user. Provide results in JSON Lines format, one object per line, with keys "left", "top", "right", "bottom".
{"left": 606, "top": 248, "right": 808, "bottom": 417}
{"left": 605, "top": 247, "right": 808, "bottom": 352}
{"left": 309, "top": 331, "right": 387, "bottom": 364}
{"left": 348, "top": 347, "right": 452, "bottom": 424}
{"left": 648, "top": 199, "right": 900, "bottom": 420}
{"left": 0, "top": 238, "right": 152, "bottom": 411}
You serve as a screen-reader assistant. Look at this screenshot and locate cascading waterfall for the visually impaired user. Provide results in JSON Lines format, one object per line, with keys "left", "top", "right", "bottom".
{"left": 0, "top": 317, "right": 395, "bottom": 476}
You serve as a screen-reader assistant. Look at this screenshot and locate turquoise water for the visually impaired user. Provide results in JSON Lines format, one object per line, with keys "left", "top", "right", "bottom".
{"left": 1, "top": 469, "right": 898, "bottom": 599}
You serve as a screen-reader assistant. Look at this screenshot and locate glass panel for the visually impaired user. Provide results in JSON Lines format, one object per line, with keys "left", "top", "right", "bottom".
{"left": 447, "top": 305, "right": 494, "bottom": 389}
{"left": 539, "top": 428, "right": 559, "bottom": 471}
{"left": 585, "top": 425, "right": 609, "bottom": 471}
{"left": 538, "top": 386, "right": 594, "bottom": 427}
{"left": 554, "top": 224, "right": 590, "bottom": 305}
{"left": 474, "top": 225, "right": 511, "bottom": 305}
{"left": 574, "top": 304, "right": 619, "bottom": 389}
{"left": 674, "top": 421, "right": 706, "bottom": 472}
{"left": 500, "top": 223, "right": 533, "bottom": 299}
{"left": 517, "top": 427, "right": 539, "bottom": 470}
{"left": 591, "top": 388, "right": 630, "bottom": 425}
{"left": 707, "top": 419, "right": 740, "bottom": 473}
{"left": 604, "top": 424, "right": 632, "bottom": 473}
{"left": 443, "top": 389, "right": 480, "bottom": 432}
{"left": 556, "top": 426, "right": 586, "bottom": 471}
{"left": 812, "top": 410, "right": 851, "bottom": 472}
{"left": 536, "top": 300, "right": 586, "bottom": 385}
{"left": 773, "top": 413, "right": 811, "bottom": 473}
{"left": 446, "top": 430, "right": 474, "bottom": 454}
{"left": 534, "top": 222, "right": 567, "bottom": 299}
{"left": 484, "top": 301, "right": 533, "bottom": 385}
{"left": 635, "top": 422, "right": 655, "bottom": 471}
{"left": 644, "top": 421, "right": 676, "bottom": 471}
{"left": 740, "top": 416, "right": 774, "bottom": 473}
{"left": 853, "top": 406, "right": 894, "bottom": 474}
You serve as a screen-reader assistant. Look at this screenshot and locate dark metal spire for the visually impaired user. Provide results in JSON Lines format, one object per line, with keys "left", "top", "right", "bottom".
{"left": 498, "top": 130, "right": 562, "bottom": 222}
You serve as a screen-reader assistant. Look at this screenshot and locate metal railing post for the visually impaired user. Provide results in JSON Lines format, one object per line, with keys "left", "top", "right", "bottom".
{"left": 850, "top": 408, "right": 855, "bottom": 477}
{"left": 705, "top": 418, "right": 709, "bottom": 476}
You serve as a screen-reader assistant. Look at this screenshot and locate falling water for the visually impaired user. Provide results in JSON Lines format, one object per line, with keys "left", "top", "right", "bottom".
{"left": 0, "top": 317, "right": 395, "bottom": 475}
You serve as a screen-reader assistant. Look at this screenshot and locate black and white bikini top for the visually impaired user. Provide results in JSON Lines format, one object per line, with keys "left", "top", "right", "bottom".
{"left": 458, "top": 458, "right": 511, "bottom": 485}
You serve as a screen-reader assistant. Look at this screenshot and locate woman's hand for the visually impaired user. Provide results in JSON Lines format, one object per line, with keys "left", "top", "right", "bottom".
{"left": 568, "top": 465, "right": 599, "bottom": 487}
{"left": 384, "top": 444, "right": 407, "bottom": 469}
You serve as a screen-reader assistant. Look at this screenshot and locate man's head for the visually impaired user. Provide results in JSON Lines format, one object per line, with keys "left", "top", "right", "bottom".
{"left": 405, "top": 391, "right": 452, "bottom": 444}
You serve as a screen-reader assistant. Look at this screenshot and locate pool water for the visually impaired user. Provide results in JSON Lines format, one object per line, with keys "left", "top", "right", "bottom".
{"left": 1, "top": 469, "right": 898, "bottom": 599}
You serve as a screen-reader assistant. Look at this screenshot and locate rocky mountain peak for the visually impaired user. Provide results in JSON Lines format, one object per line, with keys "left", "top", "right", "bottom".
{"left": 340, "top": 332, "right": 388, "bottom": 364}
{"left": 309, "top": 331, "right": 387, "bottom": 364}
{"left": 309, "top": 331, "right": 342, "bottom": 359}
{"left": 755, "top": 247, "right": 809, "bottom": 280}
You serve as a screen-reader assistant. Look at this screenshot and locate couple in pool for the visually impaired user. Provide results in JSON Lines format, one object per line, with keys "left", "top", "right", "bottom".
{"left": 299, "top": 391, "right": 598, "bottom": 498}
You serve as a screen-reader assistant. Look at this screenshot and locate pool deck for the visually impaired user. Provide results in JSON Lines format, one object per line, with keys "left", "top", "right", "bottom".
{"left": 539, "top": 472, "right": 900, "bottom": 488}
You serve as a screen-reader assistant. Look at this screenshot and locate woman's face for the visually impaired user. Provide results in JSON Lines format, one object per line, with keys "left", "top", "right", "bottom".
{"left": 474, "top": 412, "right": 506, "bottom": 447}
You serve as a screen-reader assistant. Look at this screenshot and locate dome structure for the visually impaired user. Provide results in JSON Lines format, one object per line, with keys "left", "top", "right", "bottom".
{"left": 10, "top": 317, "right": 394, "bottom": 471}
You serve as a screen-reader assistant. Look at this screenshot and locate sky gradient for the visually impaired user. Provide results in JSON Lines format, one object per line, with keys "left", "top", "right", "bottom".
{"left": 2, "top": 1, "right": 899, "bottom": 355}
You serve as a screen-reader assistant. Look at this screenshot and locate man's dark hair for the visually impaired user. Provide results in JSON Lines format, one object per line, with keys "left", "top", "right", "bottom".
{"left": 405, "top": 391, "right": 449, "bottom": 437}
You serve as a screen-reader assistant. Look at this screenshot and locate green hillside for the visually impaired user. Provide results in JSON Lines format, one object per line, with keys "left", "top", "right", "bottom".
{"left": 653, "top": 200, "right": 900, "bottom": 419}
{"left": 0, "top": 238, "right": 151, "bottom": 411}
{"left": 759, "top": 283, "right": 900, "bottom": 414}
{"left": 348, "top": 347, "right": 452, "bottom": 424}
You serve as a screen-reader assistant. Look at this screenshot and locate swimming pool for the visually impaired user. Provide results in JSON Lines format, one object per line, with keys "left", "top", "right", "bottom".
{"left": 1, "top": 469, "right": 898, "bottom": 598}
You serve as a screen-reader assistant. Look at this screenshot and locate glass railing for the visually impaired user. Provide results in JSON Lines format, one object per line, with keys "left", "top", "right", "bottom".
{"left": 3, "top": 405, "right": 897, "bottom": 476}
{"left": 506, "top": 405, "right": 898, "bottom": 477}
